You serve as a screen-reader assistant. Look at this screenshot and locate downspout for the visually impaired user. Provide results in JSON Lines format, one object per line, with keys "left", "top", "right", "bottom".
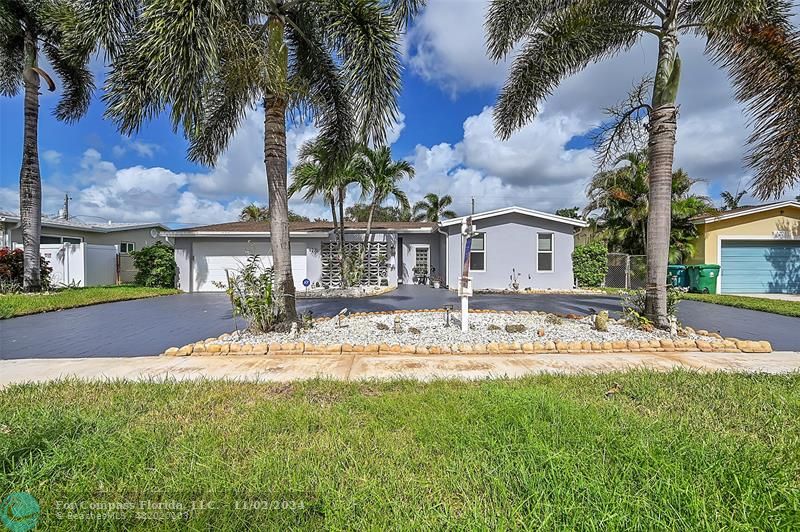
{"left": 437, "top": 224, "right": 448, "bottom": 289}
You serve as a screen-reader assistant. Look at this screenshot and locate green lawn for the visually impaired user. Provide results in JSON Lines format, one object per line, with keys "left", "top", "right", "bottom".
{"left": 1, "top": 372, "right": 798, "bottom": 530}
{"left": 679, "top": 292, "right": 800, "bottom": 318}
{"left": 0, "top": 285, "right": 179, "bottom": 318}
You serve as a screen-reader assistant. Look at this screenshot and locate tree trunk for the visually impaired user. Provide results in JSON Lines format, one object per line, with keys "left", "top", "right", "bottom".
{"left": 337, "top": 185, "right": 347, "bottom": 286}
{"left": 645, "top": 23, "right": 680, "bottom": 329}
{"left": 264, "top": 94, "right": 297, "bottom": 321}
{"left": 20, "top": 29, "right": 42, "bottom": 292}
{"left": 360, "top": 196, "right": 378, "bottom": 275}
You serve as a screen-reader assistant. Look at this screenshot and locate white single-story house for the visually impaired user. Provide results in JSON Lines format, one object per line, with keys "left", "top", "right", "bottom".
{"left": 0, "top": 211, "right": 168, "bottom": 283}
{"left": 163, "top": 206, "right": 588, "bottom": 293}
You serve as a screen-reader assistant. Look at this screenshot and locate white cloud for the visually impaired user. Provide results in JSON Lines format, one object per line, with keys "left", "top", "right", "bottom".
{"left": 41, "top": 150, "right": 62, "bottom": 166}
{"left": 111, "top": 137, "right": 160, "bottom": 159}
{"left": 401, "top": 1, "right": 800, "bottom": 205}
{"left": 406, "top": 106, "right": 594, "bottom": 215}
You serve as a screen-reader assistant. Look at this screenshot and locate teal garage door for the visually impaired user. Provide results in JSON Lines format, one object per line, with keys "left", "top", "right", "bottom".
{"left": 720, "top": 241, "right": 800, "bottom": 294}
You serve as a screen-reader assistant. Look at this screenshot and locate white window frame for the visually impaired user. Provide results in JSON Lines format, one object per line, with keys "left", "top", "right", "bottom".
{"left": 468, "top": 232, "right": 486, "bottom": 273}
{"left": 41, "top": 234, "right": 83, "bottom": 245}
{"left": 536, "top": 233, "right": 554, "bottom": 273}
{"left": 120, "top": 241, "right": 136, "bottom": 254}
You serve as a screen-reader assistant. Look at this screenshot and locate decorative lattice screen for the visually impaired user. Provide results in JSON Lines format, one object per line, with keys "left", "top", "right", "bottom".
{"left": 321, "top": 241, "right": 388, "bottom": 287}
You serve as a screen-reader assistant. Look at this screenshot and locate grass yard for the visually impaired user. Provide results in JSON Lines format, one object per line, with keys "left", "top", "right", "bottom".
{"left": 0, "top": 285, "right": 179, "bottom": 318}
{"left": 679, "top": 292, "right": 800, "bottom": 318}
{"left": 1, "top": 372, "right": 798, "bottom": 530}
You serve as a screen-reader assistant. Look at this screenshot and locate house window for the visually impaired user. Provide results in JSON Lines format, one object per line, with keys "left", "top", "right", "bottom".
{"left": 469, "top": 233, "right": 485, "bottom": 272}
{"left": 120, "top": 242, "right": 135, "bottom": 254}
{"left": 40, "top": 235, "right": 82, "bottom": 244}
{"left": 537, "top": 233, "right": 553, "bottom": 272}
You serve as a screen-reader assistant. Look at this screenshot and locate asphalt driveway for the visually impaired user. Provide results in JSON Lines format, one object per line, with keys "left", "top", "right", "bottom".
{"left": 2, "top": 285, "right": 799, "bottom": 358}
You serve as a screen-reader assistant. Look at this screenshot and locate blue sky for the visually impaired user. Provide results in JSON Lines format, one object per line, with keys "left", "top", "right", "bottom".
{"left": 2, "top": 1, "right": 798, "bottom": 227}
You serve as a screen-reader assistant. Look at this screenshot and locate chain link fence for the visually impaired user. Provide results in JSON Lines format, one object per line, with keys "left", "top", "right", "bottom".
{"left": 605, "top": 253, "right": 647, "bottom": 289}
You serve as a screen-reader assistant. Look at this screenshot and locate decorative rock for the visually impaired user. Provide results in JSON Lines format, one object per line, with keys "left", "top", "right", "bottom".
{"left": 408, "top": 327, "right": 421, "bottom": 335}
{"left": 594, "top": 311, "right": 608, "bottom": 332}
{"left": 504, "top": 323, "right": 527, "bottom": 333}
{"left": 696, "top": 329, "right": 709, "bottom": 336}
{"left": 164, "top": 347, "right": 179, "bottom": 356}
{"left": 487, "top": 324, "right": 502, "bottom": 331}
{"left": 176, "top": 345, "right": 193, "bottom": 356}
{"left": 696, "top": 340, "right": 713, "bottom": 352}
{"left": 537, "top": 328, "right": 545, "bottom": 337}
{"left": 544, "top": 341, "right": 556, "bottom": 351}
{"left": 522, "top": 342, "right": 534, "bottom": 354}
{"left": 376, "top": 323, "right": 389, "bottom": 331}
{"left": 659, "top": 339, "right": 675, "bottom": 350}
{"left": 206, "top": 344, "right": 223, "bottom": 354}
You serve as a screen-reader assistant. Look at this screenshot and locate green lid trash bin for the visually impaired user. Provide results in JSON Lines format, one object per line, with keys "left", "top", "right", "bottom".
{"left": 687, "top": 264, "right": 721, "bottom": 294}
{"left": 667, "top": 264, "right": 689, "bottom": 288}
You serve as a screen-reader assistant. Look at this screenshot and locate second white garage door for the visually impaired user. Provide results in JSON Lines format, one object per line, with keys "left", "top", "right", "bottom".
{"left": 192, "top": 240, "right": 307, "bottom": 292}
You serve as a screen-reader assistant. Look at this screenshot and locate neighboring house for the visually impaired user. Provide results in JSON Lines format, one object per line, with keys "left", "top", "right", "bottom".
{"left": 0, "top": 211, "right": 168, "bottom": 283}
{"left": 689, "top": 200, "right": 800, "bottom": 294}
{"left": 162, "top": 206, "right": 588, "bottom": 293}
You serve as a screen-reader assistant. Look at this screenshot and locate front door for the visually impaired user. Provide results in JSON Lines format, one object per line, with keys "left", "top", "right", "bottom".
{"left": 413, "top": 246, "right": 430, "bottom": 284}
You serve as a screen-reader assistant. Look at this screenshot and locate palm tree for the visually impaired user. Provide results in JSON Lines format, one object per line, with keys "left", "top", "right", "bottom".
{"left": 356, "top": 145, "right": 414, "bottom": 250}
{"left": 289, "top": 139, "right": 364, "bottom": 285}
{"left": 1, "top": 0, "right": 94, "bottom": 291}
{"left": 412, "top": 193, "right": 457, "bottom": 222}
{"left": 720, "top": 189, "right": 747, "bottom": 211}
{"left": 486, "top": 1, "right": 800, "bottom": 327}
{"left": 240, "top": 204, "right": 267, "bottom": 222}
{"left": 83, "top": 0, "right": 416, "bottom": 320}
{"left": 585, "top": 151, "right": 713, "bottom": 261}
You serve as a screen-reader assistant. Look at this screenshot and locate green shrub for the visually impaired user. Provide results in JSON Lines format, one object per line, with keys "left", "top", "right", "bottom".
{"left": 131, "top": 241, "right": 176, "bottom": 288}
{"left": 0, "top": 247, "right": 52, "bottom": 292}
{"left": 214, "top": 251, "right": 283, "bottom": 333}
{"left": 572, "top": 242, "right": 608, "bottom": 287}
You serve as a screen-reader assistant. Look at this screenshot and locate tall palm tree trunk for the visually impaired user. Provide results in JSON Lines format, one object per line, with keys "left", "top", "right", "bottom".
{"left": 337, "top": 186, "right": 348, "bottom": 286}
{"left": 20, "top": 28, "right": 42, "bottom": 292}
{"left": 360, "top": 197, "right": 378, "bottom": 272}
{"left": 264, "top": 94, "right": 297, "bottom": 321}
{"left": 645, "top": 22, "right": 680, "bottom": 329}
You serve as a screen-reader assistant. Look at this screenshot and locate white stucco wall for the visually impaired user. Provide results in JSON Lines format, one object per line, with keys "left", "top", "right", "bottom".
{"left": 446, "top": 213, "right": 577, "bottom": 290}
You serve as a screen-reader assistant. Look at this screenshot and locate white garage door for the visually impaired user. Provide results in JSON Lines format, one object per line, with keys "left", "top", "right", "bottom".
{"left": 192, "top": 240, "right": 307, "bottom": 292}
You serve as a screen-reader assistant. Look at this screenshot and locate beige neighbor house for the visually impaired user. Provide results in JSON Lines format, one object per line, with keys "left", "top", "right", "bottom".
{"left": 0, "top": 211, "right": 167, "bottom": 283}
{"left": 688, "top": 200, "right": 800, "bottom": 294}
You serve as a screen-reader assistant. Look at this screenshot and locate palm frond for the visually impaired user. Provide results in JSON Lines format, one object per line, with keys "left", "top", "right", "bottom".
{"left": 286, "top": 5, "right": 354, "bottom": 165}
{"left": 491, "top": 1, "right": 649, "bottom": 139}
{"left": 692, "top": 1, "right": 800, "bottom": 198}
{"left": 316, "top": 0, "right": 402, "bottom": 146}
{"left": 485, "top": 0, "right": 573, "bottom": 61}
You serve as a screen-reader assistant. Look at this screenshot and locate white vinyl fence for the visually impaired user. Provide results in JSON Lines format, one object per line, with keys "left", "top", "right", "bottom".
{"left": 41, "top": 243, "right": 118, "bottom": 287}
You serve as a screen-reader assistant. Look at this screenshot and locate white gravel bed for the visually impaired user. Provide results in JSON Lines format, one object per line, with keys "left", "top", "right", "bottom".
{"left": 222, "top": 311, "right": 715, "bottom": 346}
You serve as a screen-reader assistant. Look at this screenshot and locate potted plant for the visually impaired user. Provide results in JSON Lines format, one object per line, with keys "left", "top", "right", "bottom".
{"left": 431, "top": 273, "right": 442, "bottom": 289}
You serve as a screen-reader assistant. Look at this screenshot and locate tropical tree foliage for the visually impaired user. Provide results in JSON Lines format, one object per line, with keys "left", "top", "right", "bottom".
{"left": 1, "top": 0, "right": 94, "bottom": 291}
{"left": 412, "top": 193, "right": 457, "bottom": 222}
{"left": 346, "top": 203, "right": 412, "bottom": 222}
{"left": 719, "top": 189, "right": 748, "bottom": 211}
{"left": 80, "top": 0, "right": 418, "bottom": 319}
{"left": 486, "top": 0, "right": 800, "bottom": 327}
{"left": 355, "top": 145, "right": 414, "bottom": 248}
{"left": 555, "top": 207, "right": 580, "bottom": 219}
{"left": 239, "top": 204, "right": 310, "bottom": 223}
{"left": 585, "top": 151, "right": 714, "bottom": 263}
{"left": 289, "top": 139, "right": 365, "bottom": 285}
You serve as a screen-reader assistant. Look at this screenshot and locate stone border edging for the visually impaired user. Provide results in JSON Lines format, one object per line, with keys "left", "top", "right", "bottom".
{"left": 162, "top": 309, "right": 773, "bottom": 356}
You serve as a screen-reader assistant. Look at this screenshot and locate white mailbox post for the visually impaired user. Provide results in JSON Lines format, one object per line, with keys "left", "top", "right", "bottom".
{"left": 459, "top": 218, "right": 476, "bottom": 333}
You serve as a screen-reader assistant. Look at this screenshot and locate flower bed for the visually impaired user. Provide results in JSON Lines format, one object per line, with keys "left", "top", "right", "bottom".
{"left": 163, "top": 310, "right": 773, "bottom": 356}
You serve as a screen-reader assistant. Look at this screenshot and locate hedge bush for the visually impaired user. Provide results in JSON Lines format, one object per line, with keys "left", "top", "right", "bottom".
{"left": 131, "top": 241, "right": 176, "bottom": 288}
{"left": 0, "top": 247, "right": 52, "bottom": 292}
{"left": 573, "top": 242, "right": 608, "bottom": 287}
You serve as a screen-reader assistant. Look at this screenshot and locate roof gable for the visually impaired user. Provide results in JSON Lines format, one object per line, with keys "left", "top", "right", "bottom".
{"left": 692, "top": 201, "right": 800, "bottom": 224}
{"left": 439, "top": 206, "right": 588, "bottom": 228}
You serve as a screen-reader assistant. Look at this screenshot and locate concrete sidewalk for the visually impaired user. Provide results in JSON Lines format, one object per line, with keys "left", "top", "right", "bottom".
{"left": 1, "top": 352, "right": 798, "bottom": 387}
